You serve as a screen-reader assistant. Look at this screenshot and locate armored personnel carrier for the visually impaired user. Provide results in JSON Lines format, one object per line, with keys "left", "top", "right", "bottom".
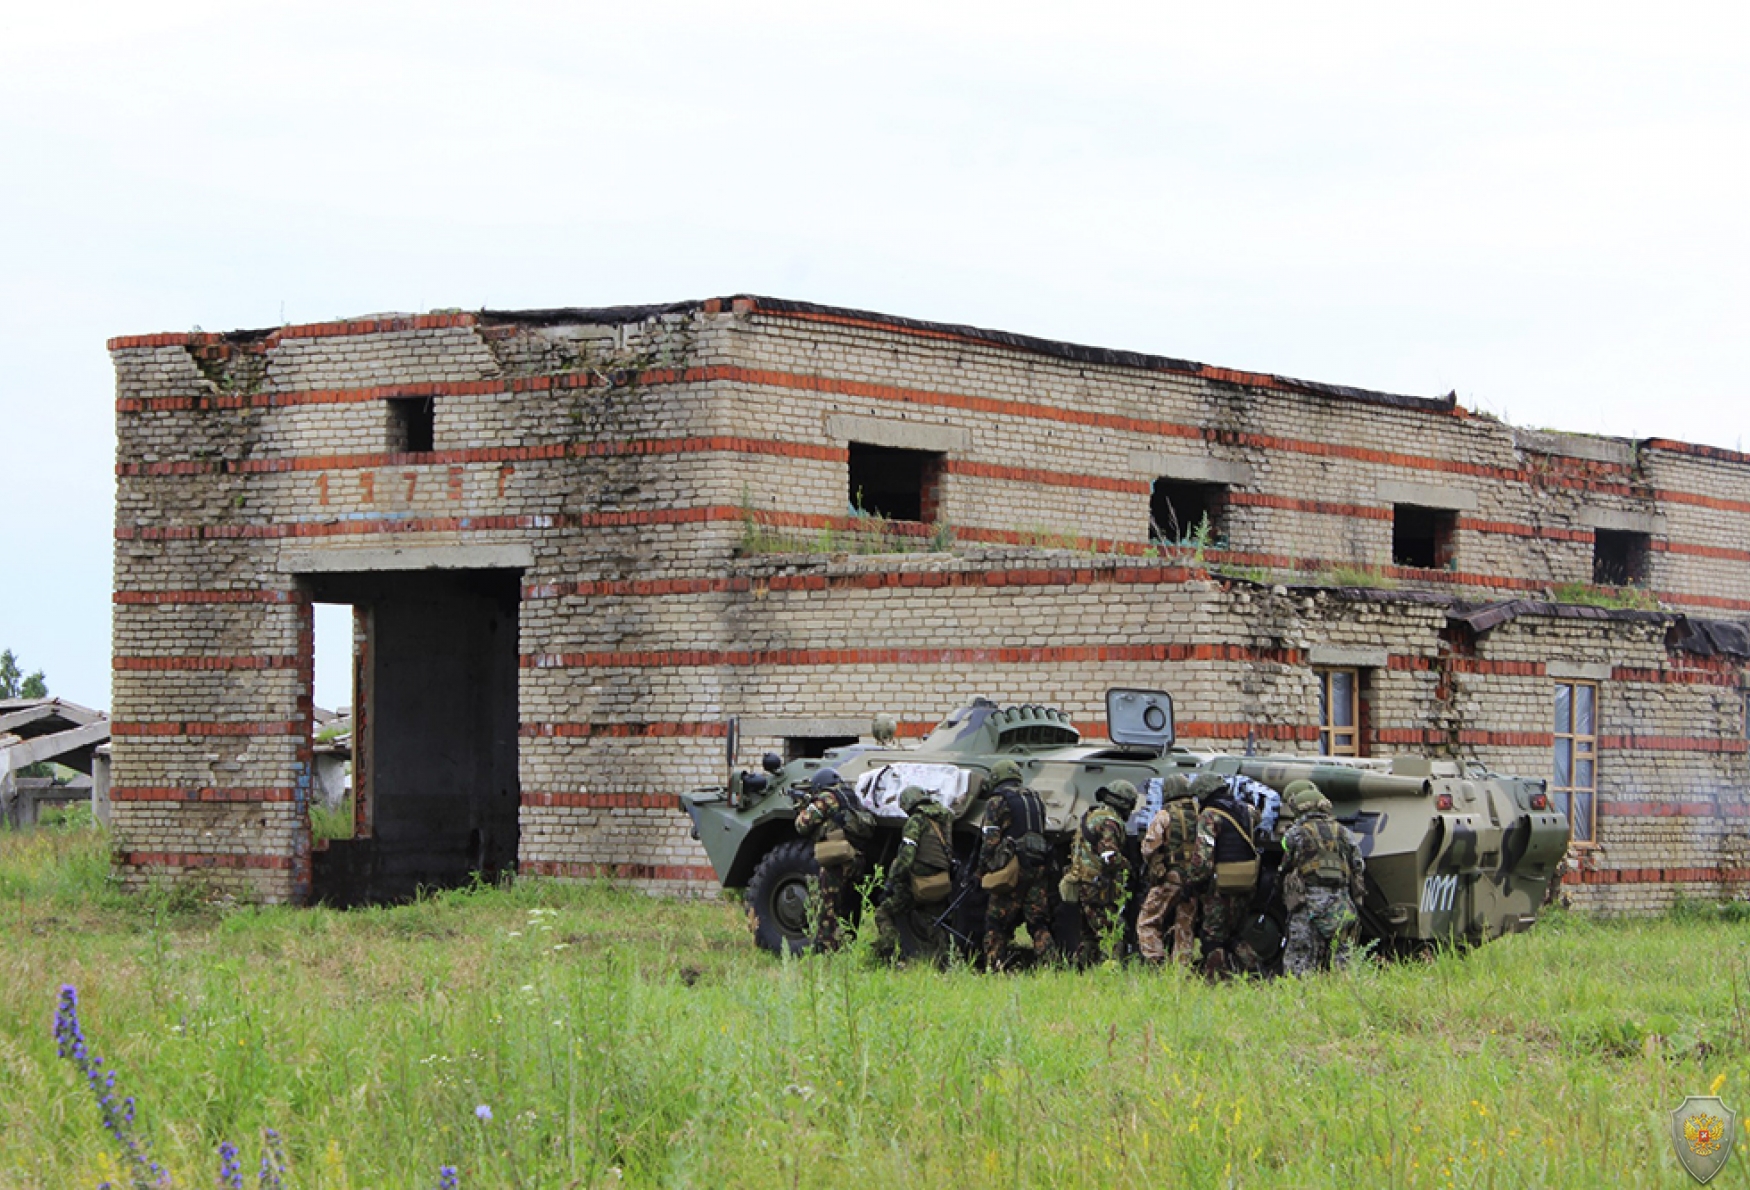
{"left": 680, "top": 688, "right": 1570, "bottom": 961}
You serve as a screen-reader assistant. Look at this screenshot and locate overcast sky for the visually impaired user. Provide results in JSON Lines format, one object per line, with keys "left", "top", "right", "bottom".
{"left": 2, "top": 1, "right": 1746, "bottom": 712}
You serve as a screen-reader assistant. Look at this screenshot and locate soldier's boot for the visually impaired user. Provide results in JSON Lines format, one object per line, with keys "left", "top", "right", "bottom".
{"left": 1202, "top": 947, "right": 1230, "bottom": 980}
{"left": 1029, "top": 929, "right": 1058, "bottom": 967}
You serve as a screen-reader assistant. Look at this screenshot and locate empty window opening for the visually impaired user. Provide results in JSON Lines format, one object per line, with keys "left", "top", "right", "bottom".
{"left": 1553, "top": 681, "right": 1598, "bottom": 844}
{"left": 1316, "top": 667, "right": 1369, "bottom": 757}
{"left": 1592, "top": 529, "right": 1649, "bottom": 586}
{"left": 1392, "top": 505, "right": 1455, "bottom": 569}
{"left": 785, "top": 735, "right": 859, "bottom": 762}
{"left": 388, "top": 397, "right": 435, "bottom": 453}
{"left": 1150, "top": 480, "right": 1226, "bottom": 546}
{"left": 848, "top": 443, "right": 942, "bottom": 523}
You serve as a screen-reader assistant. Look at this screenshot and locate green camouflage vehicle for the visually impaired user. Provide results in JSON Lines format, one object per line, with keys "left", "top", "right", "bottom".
{"left": 681, "top": 688, "right": 1570, "bottom": 961}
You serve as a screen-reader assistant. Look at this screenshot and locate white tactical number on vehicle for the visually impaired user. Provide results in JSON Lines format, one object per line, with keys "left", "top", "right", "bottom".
{"left": 1420, "top": 873, "right": 1459, "bottom": 913}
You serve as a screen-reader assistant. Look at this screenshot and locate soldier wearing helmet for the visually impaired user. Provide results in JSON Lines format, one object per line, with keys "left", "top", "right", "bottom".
{"left": 1065, "top": 780, "right": 1137, "bottom": 965}
{"left": 976, "top": 758, "right": 1058, "bottom": 970}
{"left": 1186, "top": 772, "right": 1261, "bottom": 977}
{"left": 792, "top": 767, "right": 876, "bottom": 953}
{"left": 873, "top": 785, "right": 957, "bottom": 963}
{"left": 1135, "top": 774, "right": 1198, "bottom": 965}
{"left": 1278, "top": 779, "right": 1366, "bottom": 974}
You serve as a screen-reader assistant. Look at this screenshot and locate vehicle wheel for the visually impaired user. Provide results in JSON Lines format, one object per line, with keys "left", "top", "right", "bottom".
{"left": 746, "top": 840, "right": 819, "bottom": 955}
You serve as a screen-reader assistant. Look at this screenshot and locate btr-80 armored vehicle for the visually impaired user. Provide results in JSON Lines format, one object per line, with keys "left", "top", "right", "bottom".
{"left": 681, "top": 688, "right": 1569, "bottom": 962}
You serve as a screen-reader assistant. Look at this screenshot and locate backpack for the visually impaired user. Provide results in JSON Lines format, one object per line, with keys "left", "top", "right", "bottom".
{"left": 999, "top": 785, "right": 1052, "bottom": 867}
{"left": 1294, "top": 817, "right": 1352, "bottom": 887}
{"left": 1206, "top": 802, "right": 1260, "bottom": 893}
{"left": 910, "top": 818, "right": 954, "bottom": 903}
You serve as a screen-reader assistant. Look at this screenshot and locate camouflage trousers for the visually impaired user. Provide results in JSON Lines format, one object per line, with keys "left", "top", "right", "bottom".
{"left": 1136, "top": 872, "right": 1196, "bottom": 965}
{"left": 1076, "top": 885, "right": 1123, "bottom": 966}
{"left": 1284, "top": 886, "right": 1357, "bottom": 975}
{"left": 874, "top": 887, "right": 946, "bottom": 962}
{"left": 812, "top": 858, "right": 863, "bottom": 953}
{"left": 984, "top": 871, "right": 1056, "bottom": 969}
{"left": 1197, "top": 888, "right": 1260, "bottom": 975}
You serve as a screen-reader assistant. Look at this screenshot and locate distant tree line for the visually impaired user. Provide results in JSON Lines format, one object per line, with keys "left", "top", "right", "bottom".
{"left": 1, "top": 649, "right": 48, "bottom": 699}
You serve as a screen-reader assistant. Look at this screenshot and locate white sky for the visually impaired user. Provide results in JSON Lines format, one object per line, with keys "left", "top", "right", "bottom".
{"left": 2, "top": 1, "right": 1746, "bottom": 712}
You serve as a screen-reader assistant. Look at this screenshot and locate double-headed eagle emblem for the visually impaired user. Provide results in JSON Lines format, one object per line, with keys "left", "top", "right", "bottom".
{"left": 1671, "top": 1096, "right": 1736, "bottom": 1184}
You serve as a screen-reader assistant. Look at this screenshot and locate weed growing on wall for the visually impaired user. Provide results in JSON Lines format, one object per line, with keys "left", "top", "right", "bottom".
{"left": 1551, "top": 582, "right": 1661, "bottom": 611}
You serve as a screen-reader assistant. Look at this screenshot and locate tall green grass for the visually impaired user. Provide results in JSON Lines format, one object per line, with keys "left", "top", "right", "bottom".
{"left": 4, "top": 823, "right": 1749, "bottom": 1187}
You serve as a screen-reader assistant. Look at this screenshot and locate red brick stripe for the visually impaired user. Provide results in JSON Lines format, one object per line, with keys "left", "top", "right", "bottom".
{"left": 1228, "top": 492, "right": 1391, "bottom": 521}
{"left": 1599, "top": 800, "right": 1750, "bottom": 818}
{"left": 118, "top": 851, "right": 295, "bottom": 871}
{"left": 113, "top": 589, "right": 301, "bottom": 605}
{"left": 114, "top": 437, "right": 846, "bottom": 477}
{"left": 1376, "top": 728, "right": 1553, "bottom": 748}
{"left": 1568, "top": 866, "right": 1750, "bottom": 886}
{"left": 1596, "top": 735, "right": 1747, "bottom": 754}
{"left": 521, "top": 642, "right": 1304, "bottom": 670}
{"left": 519, "top": 722, "right": 731, "bottom": 739}
{"left": 114, "top": 655, "right": 302, "bottom": 671}
{"left": 111, "top": 720, "right": 305, "bottom": 737}
{"left": 522, "top": 860, "right": 717, "bottom": 882}
{"left": 521, "top": 792, "right": 682, "bottom": 810}
{"left": 107, "top": 313, "right": 476, "bottom": 352}
{"left": 111, "top": 786, "right": 299, "bottom": 803}
{"left": 1654, "top": 539, "right": 1750, "bottom": 564}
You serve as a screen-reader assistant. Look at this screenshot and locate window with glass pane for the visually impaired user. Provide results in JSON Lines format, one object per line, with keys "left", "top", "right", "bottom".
{"left": 1552, "top": 680, "right": 1598, "bottom": 843}
{"left": 1318, "top": 668, "right": 1360, "bottom": 756}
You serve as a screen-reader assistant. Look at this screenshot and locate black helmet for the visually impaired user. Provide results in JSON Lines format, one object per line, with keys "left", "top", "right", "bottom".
{"left": 761, "top": 752, "right": 784, "bottom": 774}
{"left": 809, "top": 768, "right": 843, "bottom": 792}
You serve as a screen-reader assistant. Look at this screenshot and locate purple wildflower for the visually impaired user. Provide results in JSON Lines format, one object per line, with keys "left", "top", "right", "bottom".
{"left": 437, "top": 1166, "right": 460, "bottom": 1190}
{"left": 217, "top": 1141, "right": 242, "bottom": 1189}
{"left": 258, "top": 1128, "right": 286, "bottom": 1190}
{"left": 53, "top": 985, "right": 170, "bottom": 1189}
{"left": 474, "top": 1104, "right": 492, "bottom": 1122}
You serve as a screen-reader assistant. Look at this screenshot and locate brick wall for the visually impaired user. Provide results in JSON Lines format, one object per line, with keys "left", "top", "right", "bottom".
{"left": 110, "top": 298, "right": 1750, "bottom": 909}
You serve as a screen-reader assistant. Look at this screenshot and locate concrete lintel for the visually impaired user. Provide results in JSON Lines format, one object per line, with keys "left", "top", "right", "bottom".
{"left": 1128, "top": 451, "right": 1254, "bottom": 487}
{"left": 825, "top": 414, "right": 968, "bottom": 454}
{"left": 742, "top": 718, "right": 870, "bottom": 740}
{"left": 1307, "top": 646, "right": 1390, "bottom": 669}
{"left": 1548, "top": 660, "right": 1613, "bottom": 682}
{"left": 1581, "top": 507, "right": 1666, "bottom": 535}
{"left": 281, "top": 544, "right": 536, "bottom": 574}
{"left": 1514, "top": 427, "right": 1637, "bottom": 466}
{"left": 1376, "top": 479, "right": 1478, "bottom": 512}
{"left": 0, "top": 705, "right": 56, "bottom": 734}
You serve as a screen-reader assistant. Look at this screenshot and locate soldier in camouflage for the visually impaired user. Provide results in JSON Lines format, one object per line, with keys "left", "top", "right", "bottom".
{"left": 1186, "top": 773, "right": 1261, "bottom": 977}
{"left": 1066, "top": 780, "right": 1136, "bottom": 966}
{"left": 1135, "top": 774, "right": 1197, "bottom": 964}
{"left": 978, "top": 758, "right": 1058, "bottom": 970}
{"left": 791, "top": 768, "right": 873, "bottom": 953}
{"left": 1279, "top": 779, "right": 1366, "bottom": 974}
{"left": 874, "top": 785, "right": 957, "bottom": 963}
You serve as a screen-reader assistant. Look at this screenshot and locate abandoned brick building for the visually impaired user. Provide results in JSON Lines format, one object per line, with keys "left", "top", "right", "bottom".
{"left": 110, "top": 296, "right": 1750, "bottom": 912}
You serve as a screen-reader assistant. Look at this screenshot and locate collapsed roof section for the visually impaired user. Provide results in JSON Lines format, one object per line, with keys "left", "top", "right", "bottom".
{"left": 0, "top": 699, "right": 110, "bottom": 778}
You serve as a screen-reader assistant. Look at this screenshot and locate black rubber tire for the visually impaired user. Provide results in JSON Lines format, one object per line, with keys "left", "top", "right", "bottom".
{"left": 745, "top": 840, "right": 819, "bottom": 955}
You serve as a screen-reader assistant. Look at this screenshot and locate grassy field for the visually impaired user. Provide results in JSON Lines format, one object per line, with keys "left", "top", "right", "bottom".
{"left": 3, "top": 820, "right": 1749, "bottom": 1189}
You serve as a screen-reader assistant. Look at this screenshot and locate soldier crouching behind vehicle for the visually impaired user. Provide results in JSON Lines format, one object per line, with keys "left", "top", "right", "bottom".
{"left": 977, "top": 758, "right": 1058, "bottom": 971}
{"left": 792, "top": 768, "right": 876, "bottom": 953}
{"left": 1187, "top": 773, "right": 1262, "bottom": 977}
{"left": 1136, "top": 774, "right": 1198, "bottom": 965}
{"left": 1279, "top": 780, "right": 1367, "bottom": 974}
{"left": 1065, "top": 780, "right": 1136, "bottom": 966}
{"left": 874, "top": 785, "right": 956, "bottom": 963}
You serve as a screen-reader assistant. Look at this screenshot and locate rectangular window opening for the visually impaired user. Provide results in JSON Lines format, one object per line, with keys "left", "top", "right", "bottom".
{"left": 1150, "top": 480, "right": 1227, "bottom": 546}
{"left": 848, "top": 443, "right": 943, "bottom": 523}
{"left": 785, "top": 736, "right": 858, "bottom": 762}
{"left": 1316, "top": 667, "right": 1368, "bottom": 757}
{"left": 388, "top": 397, "right": 435, "bottom": 454}
{"left": 1392, "top": 504, "right": 1455, "bottom": 570}
{"left": 1552, "top": 680, "right": 1599, "bottom": 844}
{"left": 1592, "top": 529, "right": 1649, "bottom": 586}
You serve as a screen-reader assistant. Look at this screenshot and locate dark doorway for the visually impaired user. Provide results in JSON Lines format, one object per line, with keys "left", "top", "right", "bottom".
{"left": 1150, "top": 479, "right": 1226, "bottom": 545}
{"left": 302, "top": 569, "right": 521, "bottom": 905}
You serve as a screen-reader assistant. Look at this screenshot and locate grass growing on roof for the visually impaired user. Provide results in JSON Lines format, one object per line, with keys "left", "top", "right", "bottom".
{"left": 3, "top": 822, "right": 1747, "bottom": 1187}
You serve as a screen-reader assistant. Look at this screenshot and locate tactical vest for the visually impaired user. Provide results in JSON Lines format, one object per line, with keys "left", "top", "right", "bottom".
{"left": 1205, "top": 797, "right": 1259, "bottom": 892}
{"left": 1148, "top": 797, "right": 1201, "bottom": 866}
{"left": 910, "top": 816, "right": 954, "bottom": 902}
{"left": 1294, "top": 816, "right": 1352, "bottom": 887}
{"left": 997, "top": 785, "right": 1052, "bottom": 866}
